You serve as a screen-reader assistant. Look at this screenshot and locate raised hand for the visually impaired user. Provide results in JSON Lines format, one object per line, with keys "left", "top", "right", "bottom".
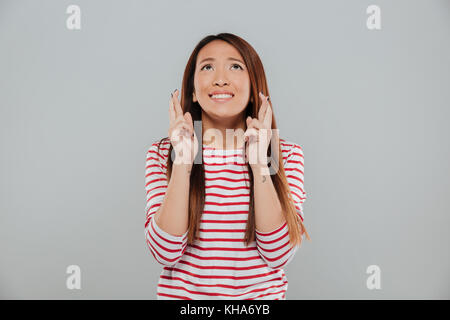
{"left": 244, "top": 92, "right": 273, "bottom": 171}
{"left": 168, "top": 89, "right": 199, "bottom": 167}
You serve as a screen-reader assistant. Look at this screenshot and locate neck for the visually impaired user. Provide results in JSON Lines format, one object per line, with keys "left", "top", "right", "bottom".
{"left": 201, "top": 110, "right": 246, "bottom": 150}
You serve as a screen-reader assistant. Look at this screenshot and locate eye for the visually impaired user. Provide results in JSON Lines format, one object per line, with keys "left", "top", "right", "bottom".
{"left": 200, "top": 63, "right": 244, "bottom": 71}
{"left": 201, "top": 64, "right": 212, "bottom": 71}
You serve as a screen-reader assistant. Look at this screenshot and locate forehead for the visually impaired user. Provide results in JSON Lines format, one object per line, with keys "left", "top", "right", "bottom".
{"left": 197, "top": 40, "right": 243, "bottom": 63}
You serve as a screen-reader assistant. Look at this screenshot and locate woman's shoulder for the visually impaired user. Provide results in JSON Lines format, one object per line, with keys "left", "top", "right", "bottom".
{"left": 146, "top": 137, "right": 171, "bottom": 162}
{"left": 279, "top": 138, "right": 303, "bottom": 167}
{"left": 279, "top": 138, "right": 304, "bottom": 157}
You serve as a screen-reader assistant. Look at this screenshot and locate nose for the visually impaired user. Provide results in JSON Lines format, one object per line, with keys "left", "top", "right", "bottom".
{"left": 213, "top": 69, "right": 229, "bottom": 86}
{"left": 214, "top": 78, "right": 229, "bottom": 86}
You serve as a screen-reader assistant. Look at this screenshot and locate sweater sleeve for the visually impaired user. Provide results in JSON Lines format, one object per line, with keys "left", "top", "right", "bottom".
{"left": 255, "top": 143, "right": 306, "bottom": 269}
{"left": 144, "top": 141, "right": 188, "bottom": 267}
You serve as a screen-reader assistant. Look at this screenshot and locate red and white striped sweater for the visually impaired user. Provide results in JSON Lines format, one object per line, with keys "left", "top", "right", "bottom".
{"left": 144, "top": 137, "right": 306, "bottom": 300}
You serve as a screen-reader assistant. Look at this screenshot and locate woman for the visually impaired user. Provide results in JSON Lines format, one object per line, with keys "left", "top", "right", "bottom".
{"left": 145, "top": 33, "right": 310, "bottom": 300}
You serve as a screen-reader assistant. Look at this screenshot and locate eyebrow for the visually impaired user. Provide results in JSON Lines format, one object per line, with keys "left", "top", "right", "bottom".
{"left": 198, "top": 57, "right": 245, "bottom": 65}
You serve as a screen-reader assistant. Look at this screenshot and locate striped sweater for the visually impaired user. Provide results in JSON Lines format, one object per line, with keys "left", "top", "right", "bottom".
{"left": 144, "top": 137, "right": 306, "bottom": 300}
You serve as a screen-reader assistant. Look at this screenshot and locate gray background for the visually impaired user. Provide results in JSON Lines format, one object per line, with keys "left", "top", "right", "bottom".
{"left": 1, "top": 0, "right": 449, "bottom": 299}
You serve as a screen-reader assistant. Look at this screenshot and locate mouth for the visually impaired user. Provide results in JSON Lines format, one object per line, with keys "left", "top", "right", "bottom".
{"left": 208, "top": 93, "right": 234, "bottom": 103}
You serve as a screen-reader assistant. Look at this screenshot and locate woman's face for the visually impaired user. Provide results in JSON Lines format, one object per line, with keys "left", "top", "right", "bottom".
{"left": 193, "top": 40, "right": 251, "bottom": 121}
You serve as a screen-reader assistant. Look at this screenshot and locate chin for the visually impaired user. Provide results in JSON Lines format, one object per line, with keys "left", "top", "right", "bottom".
{"left": 213, "top": 108, "right": 243, "bottom": 118}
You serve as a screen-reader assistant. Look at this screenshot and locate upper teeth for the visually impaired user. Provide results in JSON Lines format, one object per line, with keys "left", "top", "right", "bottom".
{"left": 211, "top": 94, "right": 233, "bottom": 99}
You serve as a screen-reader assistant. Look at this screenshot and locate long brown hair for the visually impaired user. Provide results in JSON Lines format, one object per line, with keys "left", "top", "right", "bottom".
{"left": 157, "top": 33, "right": 310, "bottom": 247}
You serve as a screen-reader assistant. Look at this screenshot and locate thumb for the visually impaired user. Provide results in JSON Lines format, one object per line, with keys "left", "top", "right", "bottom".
{"left": 184, "top": 112, "right": 195, "bottom": 133}
{"left": 184, "top": 112, "right": 193, "bottom": 124}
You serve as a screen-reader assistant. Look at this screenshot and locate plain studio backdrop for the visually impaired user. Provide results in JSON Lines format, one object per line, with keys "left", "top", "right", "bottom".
{"left": 0, "top": 0, "right": 449, "bottom": 299}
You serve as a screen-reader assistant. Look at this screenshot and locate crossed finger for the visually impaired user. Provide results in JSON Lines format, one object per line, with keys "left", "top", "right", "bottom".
{"left": 169, "top": 89, "right": 184, "bottom": 126}
{"left": 258, "top": 92, "right": 273, "bottom": 128}
{"left": 257, "top": 92, "right": 268, "bottom": 121}
{"left": 245, "top": 115, "right": 273, "bottom": 142}
{"left": 169, "top": 95, "right": 176, "bottom": 127}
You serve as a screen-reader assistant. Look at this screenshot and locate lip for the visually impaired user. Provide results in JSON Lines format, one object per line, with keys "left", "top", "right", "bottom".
{"left": 209, "top": 91, "right": 234, "bottom": 103}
